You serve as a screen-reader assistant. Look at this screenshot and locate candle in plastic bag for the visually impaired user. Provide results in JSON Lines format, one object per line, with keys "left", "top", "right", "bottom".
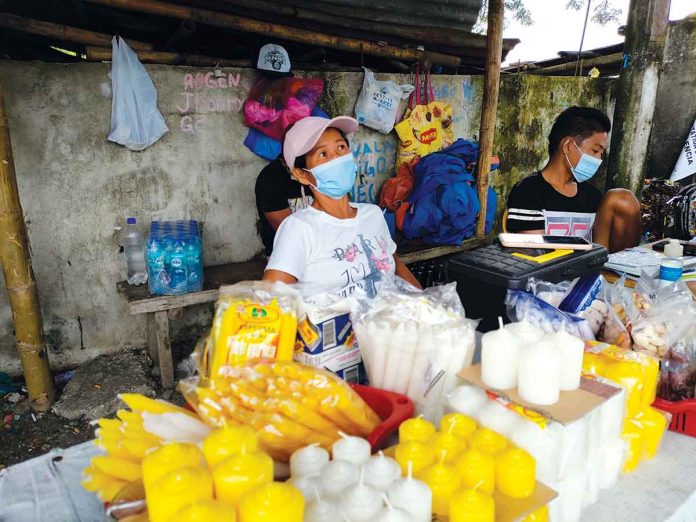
{"left": 481, "top": 323, "right": 521, "bottom": 390}
{"left": 476, "top": 400, "right": 518, "bottom": 438}
{"left": 548, "top": 330, "right": 584, "bottom": 391}
{"left": 446, "top": 385, "right": 487, "bottom": 417}
{"left": 518, "top": 342, "right": 561, "bottom": 406}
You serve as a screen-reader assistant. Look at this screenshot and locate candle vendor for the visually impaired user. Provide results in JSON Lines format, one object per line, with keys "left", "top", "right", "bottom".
{"left": 505, "top": 107, "right": 641, "bottom": 253}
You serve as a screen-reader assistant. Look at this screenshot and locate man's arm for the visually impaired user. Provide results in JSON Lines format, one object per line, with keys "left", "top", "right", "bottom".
{"left": 394, "top": 255, "right": 422, "bottom": 289}
{"left": 264, "top": 208, "right": 292, "bottom": 231}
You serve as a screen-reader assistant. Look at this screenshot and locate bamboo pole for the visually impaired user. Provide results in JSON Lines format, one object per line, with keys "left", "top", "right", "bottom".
{"left": 475, "top": 0, "right": 504, "bottom": 237}
{"left": 84, "top": 0, "right": 461, "bottom": 67}
{"left": 526, "top": 52, "right": 623, "bottom": 75}
{"left": 0, "top": 12, "right": 154, "bottom": 52}
{"left": 85, "top": 46, "right": 252, "bottom": 67}
{"left": 0, "top": 81, "right": 54, "bottom": 411}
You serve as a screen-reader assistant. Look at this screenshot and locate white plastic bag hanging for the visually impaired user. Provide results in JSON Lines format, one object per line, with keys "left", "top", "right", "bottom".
{"left": 108, "top": 36, "right": 168, "bottom": 151}
{"left": 354, "top": 67, "right": 414, "bottom": 134}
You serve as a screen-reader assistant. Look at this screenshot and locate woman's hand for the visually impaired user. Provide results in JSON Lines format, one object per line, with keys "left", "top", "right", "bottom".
{"left": 394, "top": 255, "right": 422, "bottom": 289}
{"left": 262, "top": 269, "right": 298, "bottom": 285}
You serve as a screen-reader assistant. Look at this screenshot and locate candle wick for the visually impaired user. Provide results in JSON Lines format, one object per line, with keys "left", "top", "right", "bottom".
{"left": 447, "top": 422, "right": 455, "bottom": 435}
{"left": 359, "top": 467, "right": 365, "bottom": 487}
{"left": 312, "top": 483, "right": 322, "bottom": 504}
{"left": 338, "top": 430, "right": 349, "bottom": 439}
{"left": 473, "top": 479, "right": 484, "bottom": 492}
{"left": 382, "top": 493, "right": 393, "bottom": 510}
{"left": 439, "top": 450, "right": 446, "bottom": 464}
{"left": 378, "top": 450, "right": 384, "bottom": 459}
{"left": 498, "top": 316, "right": 504, "bottom": 330}
{"left": 407, "top": 460, "right": 413, "bottom": 480}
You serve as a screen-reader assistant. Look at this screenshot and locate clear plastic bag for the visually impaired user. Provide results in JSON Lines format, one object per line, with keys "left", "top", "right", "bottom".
{"left": 354, "top": 67, "right": 414, "bottom": 134}
{"left": 658, "top": 324, "right": 696, "bottom": 401}
{"left": 351, "top": 277, "right": 476, "bottom": 422}
{"left": 107, "top": 36, "right": 168, "bottom": 150}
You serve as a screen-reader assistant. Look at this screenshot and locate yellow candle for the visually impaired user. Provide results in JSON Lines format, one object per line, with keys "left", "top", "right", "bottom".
{"left": 147, "top": 467, "right": 213, "bottom": 522}
{"left": 495, "top": 448, "right": 536, "bottom": 498}
{"left": 453, "top": 449, "right": 495, "bottom": 494}
{"left": 394, "top": 441, "right": 435, "bottom": 478}
{"left": 522, "top": 505, "right": 549, "bottom": 522}
{"left": 421, "top": 460, "right": 462, "bottom": 517}
{"left": 142, "top": 443, "right": 204, "bottom": 491}
{"left": 469, "top": 428, "right": 508, "bottom": 456}
{"left": 440, "top": 413, "right": 477, "bottom": 439}
{"left": 203, "top": 425, "right": 258, "bottom": 468}
{"left": 429, "top": 431, "right": 465, "bottom": 464}
{"left": 213, "top": 452, "right": 274, "bottom": 506}
{"left": 640, "top": 407, "right": 668, "bottom": 459}
{"left": 399, "top": 417, "right": 436, "bottom": 443}
{"left": 238, "top": 482, "right": 304, "bottom": 522}
{"left": 449, "top": 488, "right": 495, "bottom": 522}
{"left": 171, "top": 500, "right": 237, "bottom": 521}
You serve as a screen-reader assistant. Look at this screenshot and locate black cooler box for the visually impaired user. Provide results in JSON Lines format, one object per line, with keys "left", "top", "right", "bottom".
{"left": 447, "top": 243, "right": 608, "bottom": 331}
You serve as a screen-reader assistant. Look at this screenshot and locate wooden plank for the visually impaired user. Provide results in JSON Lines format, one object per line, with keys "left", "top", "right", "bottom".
{"left": 153, "top": 310, "right": 174, "bottom": 389}
{"left": 85, "top": 0, "right": 461, "bottom": 66}
{"left": 526, "top": 52, "right": 623, "bottom": 75}
{"left": 85, "top": 46, "right": 252, "bottom": 67}
{"left": 399, "top": 237, "right": 485, "bottom": 264}
{"left": 474, "top": 0, "right": 504, "bottom": 237}
{"left": 128, "top": 288, "right": 220, "bottom": 314}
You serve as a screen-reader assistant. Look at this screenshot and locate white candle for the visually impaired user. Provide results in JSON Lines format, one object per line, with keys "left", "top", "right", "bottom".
{"left": 420, "top": 329, "right": 452, "bottom": 422}
{"left": 599, "top": 387, "right": 625, "bottom": 441}
{"left": 304, "top": 498, "right": 343, "bottom": 522}
{"left": 288, "top": 474, "right": 322, "bottom": 502}
{"left": 506, "top": 320, "right": 544, "bottom": 344}
{"left": 354, "top": 320, "right": 372, "bottom": 376}
{"left": 387, "top": 464, "right": 432, "bottom": 522}
{"left": 406, "top": 324, "right": 434, "bottom": 401}
{"left": 367, "top": 321, "right": 388, "bottom": 388}
{"left": 376, "top": 494, "right": 413, "bottom": 522}
{"left": 363, "top": 451, "right": 402, "bottom": 491}
{"left": 481, "top": 318, "right": 522, "bottom": 390}
{"left": 339, "top": 470, "right": 384, "bottom": 522}
{"left": 392, "top": 322, "right": 418, "bottom": 394}
{"left": 476, "top": 399, "right": 518, "bottom": 438}
{"left": 332, "top": 434, "right": 371, "bottom": 467}
{"left": 441, "top": 324, "right": 474, "bottom": 399}
{"left": 289, "top": 443, "right": 329, "bottom": 478}
{"left": 446, "top": 384, "right": 487, "bottom": 417}
{"left": 382, "top": 323, "right": 406, "bottom": 391}
{"left": 547, "top": 330, "right": 584, "bottom": 391}
{"left": 518, "top": 341, "right": 561, "bottom": 406}
{"left": 320, "top": 460, "right": 360, "bottom": 498}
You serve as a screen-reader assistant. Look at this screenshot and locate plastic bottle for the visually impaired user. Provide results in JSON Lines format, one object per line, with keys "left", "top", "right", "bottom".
{"left": 168, "top": 239, "right": 188, "bottom": 294}
{"left": 659, "top": 240, "right": 683, "bottom": 287}
{"left": 124, "top": 217, "right": 148, "bottom": 285}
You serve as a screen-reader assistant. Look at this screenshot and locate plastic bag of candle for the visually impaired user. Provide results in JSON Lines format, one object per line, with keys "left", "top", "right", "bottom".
{"left": 505, "top": 290, "right": 595, "bottom": 340}
{"left": 179, "top": 359, "right": 381, "bottom": 461}
{"left": 193, "top": 281, "right": 302, "bottom": 379}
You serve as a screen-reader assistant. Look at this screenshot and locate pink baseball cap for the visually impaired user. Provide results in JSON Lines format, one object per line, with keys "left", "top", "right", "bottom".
{"left": 283, "top": 116, "right": 359, "bottom": 169}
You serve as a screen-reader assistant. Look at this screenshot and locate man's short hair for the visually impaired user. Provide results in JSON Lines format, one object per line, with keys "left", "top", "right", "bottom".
{"left": 548, "top": 106, "right": 611, "bottom": 156}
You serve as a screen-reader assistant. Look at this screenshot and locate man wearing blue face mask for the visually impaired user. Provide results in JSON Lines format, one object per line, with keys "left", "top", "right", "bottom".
{"left": 506, "top": 106, "right": 641, "bottom": 253}
{"left": 263, "top": 116, "right": 420, "bottom": 299}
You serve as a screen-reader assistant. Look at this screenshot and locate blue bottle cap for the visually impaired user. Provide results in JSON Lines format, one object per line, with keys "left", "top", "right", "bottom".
{"left": 127, "top": 217, "right": 136, "bottom": 224}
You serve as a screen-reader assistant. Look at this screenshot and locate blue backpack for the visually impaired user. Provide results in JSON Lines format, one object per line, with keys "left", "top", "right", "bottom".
{"left": 402, "top": 139, "right": 498, "bottom": 245}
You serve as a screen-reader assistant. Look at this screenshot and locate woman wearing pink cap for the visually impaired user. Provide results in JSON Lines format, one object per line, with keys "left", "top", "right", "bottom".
{"left": 263, "top": 116, "right": 420, "bottom": 299}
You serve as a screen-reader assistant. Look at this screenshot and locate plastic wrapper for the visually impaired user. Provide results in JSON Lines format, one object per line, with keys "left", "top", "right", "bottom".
{"left": 195, "top": 281, "right": 302, "bottom": 379}
{"left": 505, "top": 290, "right": 594, "bottom": 340}
{"left": 180, "top": 359, "right": 381, "bottom": 462}
{"left": 658, "top": 324, "right": 696, "bottom": 401}
{"left": 351, "top": 277, "right": 476, "bottom": 423}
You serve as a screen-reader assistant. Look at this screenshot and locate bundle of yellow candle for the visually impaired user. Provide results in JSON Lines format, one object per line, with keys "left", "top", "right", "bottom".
{"left": 583, "top": 341, "right": 669, "bottom": 472}
{"left": 81, "top": 393, "right": 207, "bottom": 502}
{"left": 181, "top": 359, "right": 381, "bottom": 461}
{"left": 394, "top": 414, "right": 542, "bottom": 521}
{"left": 196, "top": 281, "right": 302, "bottom": 380}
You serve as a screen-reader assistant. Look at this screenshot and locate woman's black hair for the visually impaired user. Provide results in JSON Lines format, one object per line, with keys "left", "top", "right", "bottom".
{"left": 547, "top": 106, "right": 611, "bottom": 157}
{"left": 294, "top": 128, "right": 350, "bottom": 170}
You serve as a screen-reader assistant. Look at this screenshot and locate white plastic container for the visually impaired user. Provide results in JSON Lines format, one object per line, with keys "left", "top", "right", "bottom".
{"left": 123, "top": 217, "right": 147, "bottom": 285}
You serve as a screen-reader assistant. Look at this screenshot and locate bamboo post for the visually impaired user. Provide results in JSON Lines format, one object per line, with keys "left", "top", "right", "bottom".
{"left": 85, "top": 46, "right": 252, "bottom": 67}
{"left": 0, "top": 81, "right": 54, "bottom": 411}
{"left": 84, "top": 0, "right": 461, "bottom": 67}
{"left": 0, "top": 12, "right": 153, "bottom": 52}
{"left": 475, "top": 0, "right": 504, "bottom": 237}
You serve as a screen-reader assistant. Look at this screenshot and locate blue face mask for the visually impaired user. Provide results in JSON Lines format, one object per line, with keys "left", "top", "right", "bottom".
{"left": 309, "top": 153, "right": 357, "bottom": 199}
{"left": 565, "top": 140, "right": 602, "bottom": 183}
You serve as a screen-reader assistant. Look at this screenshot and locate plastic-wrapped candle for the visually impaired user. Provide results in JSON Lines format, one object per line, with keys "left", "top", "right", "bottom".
{"left": 290, "top": 443, "right": 329, "bottom": 478}
{"left": 332, "top": 433, "right": 371, "bottom": 467}
{"left": 518, "top": 341, "right": 561, "bottom": 406}
{"left": 382, "top": 323, "right": 406, "bottom": 391}
{"left": 319, "top": 460, "right": 360, "bottom": 498}
{"left": 399, "top": 417, "right": 436, "bottom": 443}
{"left": 481, "top": 318, "right": 522, "bottom": 390}
{"left": 476, "top": 400, "right": 518, "bottom": 438}
{"left": 406, "top": 324, "right": 435, "bottom": 400}
{"left": 339, "top": 470, "right": 384, "bottom": 522}
{"left": 505, "top": 320, "right": 544, "bottom": 344}
{"left": 366, "top": 321, "right": 389, "bottom": 388}
{"left": 387, "top": 463, "right": 432, "bottom": 522}
{"left": 376, "top": 494, "right": 414, "bottom": 522}
{"left": 392, "top": 322, "right": 418, "bottom": 394}
{"left": 446, "top": 385, "right": 488, "bottom": 417}
{"left": 547, "top": 330, "right": 584, "bottom": 391}
{"left": 363, "top": 451, "right": 402, "bottom": 491}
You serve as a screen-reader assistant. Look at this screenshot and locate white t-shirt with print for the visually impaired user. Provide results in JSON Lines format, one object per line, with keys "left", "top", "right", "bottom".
{"left": 266, "top": 203, "right": 397, "bottom": 300}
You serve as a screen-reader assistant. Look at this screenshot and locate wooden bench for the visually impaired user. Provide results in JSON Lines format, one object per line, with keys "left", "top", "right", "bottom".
{"left": 117, "top": 238, "right": 485, "bottom": 389}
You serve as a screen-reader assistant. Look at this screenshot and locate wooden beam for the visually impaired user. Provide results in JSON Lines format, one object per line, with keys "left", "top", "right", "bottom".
{"left": 84, "top": 0, "right": 461, "bottom": 67}
{"left": 526, "top": 52, "right": 624, "bottom": 75}
{"left": 85, "top": 46, "right": 252, "bottom": 66}
{"left": 0, "top": 81, "right": 55, "bottom": 411}
{"left": 0, "top": 12, "right": 153, "bottom": 52}
{"left": 475, "top": 0, "right": 504, "bottom": 237}
{"left": 606, "top": 0, "right": 671, "bottom": 194}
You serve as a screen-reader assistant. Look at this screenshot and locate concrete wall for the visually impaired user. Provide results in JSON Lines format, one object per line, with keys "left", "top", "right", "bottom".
{"left": 0, "top": 61, "right": 614, "bottom": 374}
{"left": 647, "top": 17, "right": 696, "bottom": 180}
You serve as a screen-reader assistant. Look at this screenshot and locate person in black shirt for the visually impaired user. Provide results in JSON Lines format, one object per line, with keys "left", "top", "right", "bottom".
{"left": 255, "top": 157, "right": 312, "bottom": 256}
{"left": 506, "top": 107, "right": 641, "bottom": 253}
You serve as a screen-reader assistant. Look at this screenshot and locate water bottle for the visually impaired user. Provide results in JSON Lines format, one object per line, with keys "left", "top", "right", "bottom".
{"left": 659, "top": 241, "right": 683, "bottom": 287}
{"left": 124, "top": 217, "right": 148, "bottom": 285}
{"left": 168, "top": 239, "right": 187, "bottom": 294}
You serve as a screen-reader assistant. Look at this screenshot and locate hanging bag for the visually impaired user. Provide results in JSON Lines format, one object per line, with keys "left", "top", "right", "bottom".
{"left": 354, "top": 67, "right": 414, "bottom": 134}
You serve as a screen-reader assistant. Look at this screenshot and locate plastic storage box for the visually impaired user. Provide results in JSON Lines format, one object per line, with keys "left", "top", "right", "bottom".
{"left": 447, "top": 242, "right": 608, "bottom": 331}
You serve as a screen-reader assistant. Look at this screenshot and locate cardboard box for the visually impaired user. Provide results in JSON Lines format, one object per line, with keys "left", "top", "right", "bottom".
{"left": 457, "top": 364, "right": 620, "bottom": 425}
